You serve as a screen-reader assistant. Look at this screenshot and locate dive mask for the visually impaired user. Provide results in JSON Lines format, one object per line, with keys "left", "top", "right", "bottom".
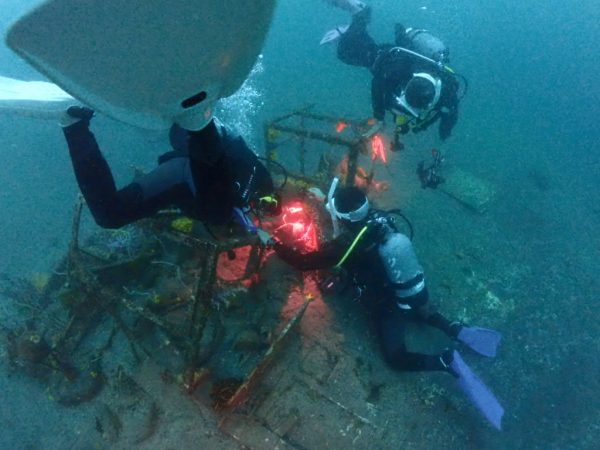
{"left": 394, "top": 72, "right": 442, "bottom": 118}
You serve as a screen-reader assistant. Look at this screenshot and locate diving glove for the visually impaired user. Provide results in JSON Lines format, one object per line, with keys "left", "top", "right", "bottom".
{"left": 362, "top": 119, "right": 383, "bottom": 139}
{"left": 307, "top": 187, "right": 326, "bottom": 202}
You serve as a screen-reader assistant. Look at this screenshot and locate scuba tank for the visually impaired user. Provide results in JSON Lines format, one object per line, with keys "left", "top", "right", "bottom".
{"left": 320, "top": 209, "right": 419, "bottom": 301}
{"left": 392, "top": 25, "right": 468, "bottom": 98}
{"left": 405, "top": 28, "right": 449, "bottom": 64}
{"left": 377, "top": 227, "right": 425, "bottom": 301}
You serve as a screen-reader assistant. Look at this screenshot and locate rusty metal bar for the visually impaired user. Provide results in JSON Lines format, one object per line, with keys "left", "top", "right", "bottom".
{"left": 268, "top": 104, "right": 315, "bottom": 125}
{"left": 267, "top": 123, "right": 355, "bottom": 147}
{"left": 70, "top": 196, "right": 84, "bottom": 253}
{"left": 299, "top": 115, "right": 306, "bottom": 175}
{"left": 66, "top": 196, "right": 85, "bottom": 285}
{"left": 346, "top": 143, "right": 361, "bottom": 187}
{"left": 292, "top": 110, "right": 364, "bottom": 129}
{"left": 120, "top": 297, "right": 180, "bottom": 338}
{"left": 268, "top": 107, "right": 365, "bottom": 129}
{"left": 285, "top": 169, "right": 329, "bottom": 186}
{"left": 187, "top": 242, "right": 219, "bottom": 368}
{"left": 220, "top": 299, "right": 313, "bottom": 413}
{"left": 243, "top": 244, "right": 263, "bottom": 279}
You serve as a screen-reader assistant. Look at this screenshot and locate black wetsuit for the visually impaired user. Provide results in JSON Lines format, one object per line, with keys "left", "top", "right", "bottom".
{"left": 274, "top": 220, "right": 457, "bottom": 372}
{"left": 63, "top": 119, "right": 273, "bottom": 229}
{"left": 337, "top": 15, "right": 459, "bottom": 140}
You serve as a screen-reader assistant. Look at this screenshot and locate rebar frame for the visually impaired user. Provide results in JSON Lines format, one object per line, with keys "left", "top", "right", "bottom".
{"left": 264, "top": 106, "right": 373, "bottom": 188}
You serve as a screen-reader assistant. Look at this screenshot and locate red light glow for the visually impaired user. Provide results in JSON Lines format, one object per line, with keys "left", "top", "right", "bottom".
{"left": 217, "top": 245, "right": 251, "bottom": 282}
{"left": 335, "top": 155, "right": 389, "bottom": 192}
{"left": 335, "top": 121, "right": 348, "bottom": 133}
{"left": 370, "top": 133, "right": 388, "bottom": 164}
{"left": 274, "top": 202, "right": 319, "bottom": 252}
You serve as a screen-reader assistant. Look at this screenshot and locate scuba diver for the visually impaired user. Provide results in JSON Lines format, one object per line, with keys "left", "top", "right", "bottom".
{"left": 321, "top": 1, "right": 463, "bottom": 141}
{"left": 61, "top": 106, "right": 278, "bottom": 230}
{"left": 260, "top": 180, "right": 504, "bottom": 429}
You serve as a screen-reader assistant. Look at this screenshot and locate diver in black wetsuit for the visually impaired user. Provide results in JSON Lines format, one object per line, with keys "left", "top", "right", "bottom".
{"left": 61, "top": 106, "right": 276, "bottom": 230}
{"left": 332, "top": 3, "right": 461, "bottom": 140}
{"left": 264, "top": 179, "right": 504, "bottom": 427}
{"left": 271, "top": 182, "right": 464, "bottom": 373}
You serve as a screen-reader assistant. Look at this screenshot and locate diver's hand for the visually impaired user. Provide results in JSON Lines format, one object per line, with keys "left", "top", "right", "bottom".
{"left": 362, "top": 118, "right": 383, "bottom": 139}
{"left": 257, "top": 229, "right": 275, "bottom": 247}
{"left": 307, "top": 187, "right": 326, "bottom": 202}
{"left": 60, "top": 105, "right": 95, "bottom": 128}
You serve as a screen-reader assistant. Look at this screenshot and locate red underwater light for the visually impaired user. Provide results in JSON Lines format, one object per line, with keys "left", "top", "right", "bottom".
{"left": 370, "top": 133, "right": 388, "bottom": 164}
{"left": 273, "top": 201, "right": 319, "bottom": 252}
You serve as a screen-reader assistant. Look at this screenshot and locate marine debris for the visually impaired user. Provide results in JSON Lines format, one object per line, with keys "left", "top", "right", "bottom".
{"left": 2, "top": 110, "right": 378, "bottom": 444}
{"left": 264, "top": 106, "right": 389, "bottom": 191}
{"left": 0, "top": 108, "right": 499, "bottom": 446}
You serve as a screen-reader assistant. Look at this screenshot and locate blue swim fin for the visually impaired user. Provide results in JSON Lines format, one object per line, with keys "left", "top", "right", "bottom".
{"left": 457, "top": 326, "right": 502, "bottom": 357}
{"left": 450, "top": 350, "right": 504, "bottom": 430}
{"left": 319, "top": 25, "right": 349, "bottom": 45}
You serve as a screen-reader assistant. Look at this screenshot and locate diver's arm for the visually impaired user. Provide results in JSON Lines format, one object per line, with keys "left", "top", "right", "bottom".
{"left": 412, "top": 100, "right": 458, "bottom": 139}
{"left": 410, "top": 105, "right": 456, "bottom": 138}
{"left": 63, "top": 117, "right": 193, "bottom": 228}
{"left": 439, "top": 106, "right": 458, "bottom": 140}
{"left": 371, "top": 76, "right": 386, "bottom": 121}
{"left": 438, "top": 79, "right": 460, "bottom": 140}
{"left": 411, "top": 112, "right": 439, "bottom": 135}
{"left": 273, "top": 237, "right": 347, "bottom": 271}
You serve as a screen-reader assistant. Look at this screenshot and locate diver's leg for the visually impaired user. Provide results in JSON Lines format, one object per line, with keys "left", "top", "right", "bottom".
{"left": 63, "top": 119, "right": 123, "bottom": 223}
{"left": 417, "top": 302, "right": 502, "bottom": 357}
{"left": 376, "top": 301, "right": 449, "bottom": 372}
{"left": 336, "top": 6, "right": 379, "bottom": 68}
{"left": 410, "top": 289, "right": 461, "bottom": 338}
{"left": 63, "top": 115, "right": 147, "bottom": 228}
{"left": 422, "top": 309, "right": 461, "bottom": 338}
